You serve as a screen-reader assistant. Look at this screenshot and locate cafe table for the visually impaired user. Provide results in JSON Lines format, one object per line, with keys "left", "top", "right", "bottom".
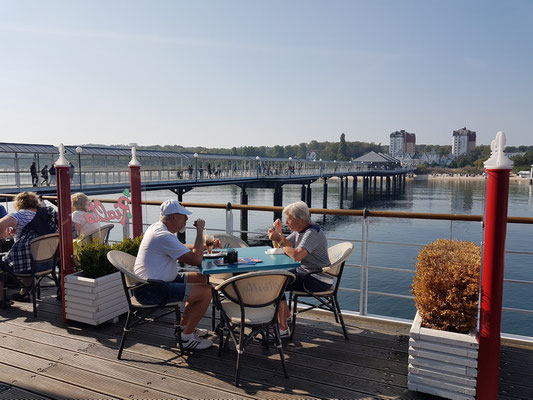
{"left": 200, "top": 245, "right": 300, "bottom": 276}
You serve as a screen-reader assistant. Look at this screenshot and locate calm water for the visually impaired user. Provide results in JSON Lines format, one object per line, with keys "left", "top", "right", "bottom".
{"left": 87, "top": 178, "right": 533, "bottom": 337}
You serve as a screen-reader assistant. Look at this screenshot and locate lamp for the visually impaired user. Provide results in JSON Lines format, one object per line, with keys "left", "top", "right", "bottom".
{"left": 194, "top": 153, "right": 199, "bottom": 181}
{"left": 75, "top": 146, "right": 83, "bottom": 190}
{"left": 256, "top": 156, "right": 260, "bottom": 178}
{"left": 288, "top": 157, "right": 293, "bottom": 178}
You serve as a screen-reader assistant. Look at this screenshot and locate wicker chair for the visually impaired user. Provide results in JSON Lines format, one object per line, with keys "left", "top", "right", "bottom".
{"left": 214, "top": 270, "right": 295, "bottom": 386}
{"left": 289, "top": 242, "right": 354, "bottom": 340}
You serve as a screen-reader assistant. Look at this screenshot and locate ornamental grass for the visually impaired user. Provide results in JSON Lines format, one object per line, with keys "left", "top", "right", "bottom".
{"left": 411, "top": 239, "right": 481, "bottom": 334}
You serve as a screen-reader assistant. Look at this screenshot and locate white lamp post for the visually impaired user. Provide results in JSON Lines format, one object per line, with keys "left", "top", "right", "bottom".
{"left": 75, "top": 146, "right": 83, "bottom": 190}
{"left": 256, "top": 156, "right": 260, "bottom": 178}
{"left": 288, "top": 157, "right": 293, "bottom": 178}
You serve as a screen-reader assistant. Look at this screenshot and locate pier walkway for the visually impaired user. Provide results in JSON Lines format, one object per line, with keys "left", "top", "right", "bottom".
{"left": 0, "top": 284, "right": 531, "bottom": 399}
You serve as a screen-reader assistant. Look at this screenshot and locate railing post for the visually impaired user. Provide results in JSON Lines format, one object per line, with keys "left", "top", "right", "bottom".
{"left": 128, "top": 147, "right": 143, "bottom": 238}
{"left": 477, "top": 132, "right": 513, "bottom": 400}
{"left": 360, "top": 209, "right": 369, "bottom": 315}
{"left": 54, "top": 144, "right": 74, "bottom": 322}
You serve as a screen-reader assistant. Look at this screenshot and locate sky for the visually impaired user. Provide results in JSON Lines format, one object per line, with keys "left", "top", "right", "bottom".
{"left": 1, "top": 0, "right": 532, "bottom": 148}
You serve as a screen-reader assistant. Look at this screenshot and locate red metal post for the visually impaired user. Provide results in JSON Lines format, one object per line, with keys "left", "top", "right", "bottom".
{"left": 56, "top": 164, "right": 74, "bottom": 322}
{"left": 128, "top": 147, "right": 143, "bottom": 238}
{"left": 129, "top": 165, "right": 143, "bottom": 238}
{"left": 476, "top": 132, "right": 513, "bottom": 400}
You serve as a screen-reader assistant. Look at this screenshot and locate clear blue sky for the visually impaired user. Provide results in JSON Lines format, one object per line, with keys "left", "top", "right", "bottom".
{"left": 1, "top": 0, "right": 532, "bottom": 148}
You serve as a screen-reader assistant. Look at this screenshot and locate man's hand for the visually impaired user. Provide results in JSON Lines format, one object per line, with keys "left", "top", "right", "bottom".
{"left": 193, "top": 218, "right": 205, "bottom": 232}
{"left": 273, "top": 218, "right": 283, "bottom": 233}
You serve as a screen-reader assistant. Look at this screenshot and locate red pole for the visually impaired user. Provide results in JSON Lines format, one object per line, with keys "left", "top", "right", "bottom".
{"left": 129, "top": 147, "right": 143, "bottom": 238}
{"left": 476, "top": 132, "right": 513, "bottom": 400}
{"left": 54, "top": 148, "right": 74, "bottom": 322}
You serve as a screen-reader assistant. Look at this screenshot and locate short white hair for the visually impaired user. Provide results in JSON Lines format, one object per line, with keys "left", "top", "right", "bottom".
{"left": 283, "top": 201, "right": 311, "bottom": 224}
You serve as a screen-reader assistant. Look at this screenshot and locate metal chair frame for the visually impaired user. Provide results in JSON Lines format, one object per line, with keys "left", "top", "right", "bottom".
{"left": 107, "top": 250, "right": 184, "bottom": 359}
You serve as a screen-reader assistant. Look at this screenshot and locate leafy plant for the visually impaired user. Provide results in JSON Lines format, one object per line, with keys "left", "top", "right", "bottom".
{"left": 410, "top": 239, "right": 481, "bottom": 334}
{"left": 76, "top": 235, "right": 143, "bottom": 279}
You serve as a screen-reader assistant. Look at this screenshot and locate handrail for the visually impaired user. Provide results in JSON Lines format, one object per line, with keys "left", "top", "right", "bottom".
{"left": 2, "top": 194, "right": 533, "bottom": 224}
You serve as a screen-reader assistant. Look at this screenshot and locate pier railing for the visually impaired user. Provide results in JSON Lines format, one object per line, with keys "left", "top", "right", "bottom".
{"left": 2, "top": 194, "right": 532, "bottom": 341}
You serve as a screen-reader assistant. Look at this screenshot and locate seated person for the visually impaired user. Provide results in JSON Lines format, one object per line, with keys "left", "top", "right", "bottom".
{"left": 133, "top": 199, "right": 218, "bottom": 350}
{"left": 267, "top": 201, "right": 331, "bottom": 338}
{"left": 71, "top": 193, "right": 100, "bottom": 238}
{"left": 0, "top": 192, "right": 58, "bottom": 307}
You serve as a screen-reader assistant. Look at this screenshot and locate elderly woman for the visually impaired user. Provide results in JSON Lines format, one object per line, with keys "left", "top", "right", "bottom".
{"left": 71, "top": 193, "right": 100, "bottom": 237}
{"left": 267, "top": 201, "right": 330, "bottom": 338}
{"left": 0, "top": 192, "right": 58, "bottom": 306}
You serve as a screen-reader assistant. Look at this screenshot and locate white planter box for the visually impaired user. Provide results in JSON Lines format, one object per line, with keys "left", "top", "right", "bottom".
{"left": 64, "top": 271, "right": 128, "bottom": 326}
{"left": 408, "top": 312, "right": 479, "bottom": 400}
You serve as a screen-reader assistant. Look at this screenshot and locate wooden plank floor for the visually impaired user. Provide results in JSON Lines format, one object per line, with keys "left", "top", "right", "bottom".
{"left": 0, "top": 286, "right": 532, "bottom": 400}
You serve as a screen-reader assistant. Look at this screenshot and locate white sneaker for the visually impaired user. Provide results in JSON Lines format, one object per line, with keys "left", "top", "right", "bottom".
{"left": 181, "top": 332, "right": 213, "bottom": 350}
{"left": 180, "top": 326, "right": 209, "bottom": 337}
{"left": 279, "top": 327, "right": 291, "bottom": 340}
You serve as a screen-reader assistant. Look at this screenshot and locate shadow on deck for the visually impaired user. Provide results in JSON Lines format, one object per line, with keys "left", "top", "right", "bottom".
{"left": 0, "top": 286, "right": 531, "bottom": 399}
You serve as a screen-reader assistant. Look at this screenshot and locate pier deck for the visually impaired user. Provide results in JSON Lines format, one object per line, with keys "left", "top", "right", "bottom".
{"left": 0, "top": 285, "right": 531, "bottom": 399}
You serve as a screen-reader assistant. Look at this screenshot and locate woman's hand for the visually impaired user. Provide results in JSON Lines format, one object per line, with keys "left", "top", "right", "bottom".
{"left": 268, "top": 228, "right": 282, "bottom": 242}
{"left": 273, "top": 218, "right": 283, "bottom": 233}
{"left": 213, "top": 238, "right": 222, "bottom": 249}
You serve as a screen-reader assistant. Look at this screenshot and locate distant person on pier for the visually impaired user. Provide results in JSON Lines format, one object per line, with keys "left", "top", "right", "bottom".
{"left": 0, "top": 192, "right": 58, "bottom": 307}
{"left": 133, "top": 199, "right": 220, "bottom": 350}
{"left": 30, "top": 162, "right": 38, "bottom": 187}
{"left": 188, "top": 165, "right": 193, "bottom": 179}
{"left": 69, "top": 162, "right": 75, "bottom": 183}
{"left": 267, "top": 201, "right": 330, "bottom": 339}
{"left": 49, "top": 165, "right": 56, "bottom": 185}
{"left": 71, "top": 193, "right": 100, "bottom": 238}
{"left": 40, "top": 165, "right": 49, "bottom": 186}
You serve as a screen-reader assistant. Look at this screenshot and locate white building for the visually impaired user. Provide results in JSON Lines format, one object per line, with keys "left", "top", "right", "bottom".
{"left": 452, "top": 127, "right": 476, "bottom": 156}
{"left": 390, "top": 130, "right": 416, "bottom": 156}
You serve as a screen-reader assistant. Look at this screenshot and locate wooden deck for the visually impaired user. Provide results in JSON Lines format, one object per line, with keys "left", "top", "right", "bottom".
{"left": 0, "top": 286, "right": 532, "bottom": 400}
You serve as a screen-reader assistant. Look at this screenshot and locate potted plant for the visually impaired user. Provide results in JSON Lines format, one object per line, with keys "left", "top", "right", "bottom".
{"left": 64, "top": 236, "right": 142, "bottom": 325}
{"left": 408, "top": 239, "right": 481, "bottom": 400}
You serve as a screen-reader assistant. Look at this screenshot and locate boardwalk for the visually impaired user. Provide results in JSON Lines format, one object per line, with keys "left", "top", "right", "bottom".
{"left": 0, "top": 285, "right": 531, "bottom": 399}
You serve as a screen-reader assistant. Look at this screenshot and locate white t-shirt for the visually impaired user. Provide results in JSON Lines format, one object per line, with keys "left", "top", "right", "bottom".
{"left": 72, "top": 210, "right": 101, "bottom": 236}
{"left": 133, "top": 221, "right": 190, "bottom": 282}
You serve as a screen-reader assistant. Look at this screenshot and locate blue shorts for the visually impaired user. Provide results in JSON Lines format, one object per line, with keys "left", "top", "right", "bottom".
{"left": 133, "top": 272, "right": 191, "bottom": 305}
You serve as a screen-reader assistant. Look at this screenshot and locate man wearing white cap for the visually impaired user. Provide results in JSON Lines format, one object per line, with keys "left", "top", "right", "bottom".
{"left": 133, "top": 199, "right": 214, "bottom": 350}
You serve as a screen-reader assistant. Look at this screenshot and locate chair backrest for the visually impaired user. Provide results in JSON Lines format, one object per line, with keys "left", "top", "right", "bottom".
{"left": 323, "top": 242, "right": 354, "bottom": 277}
{"left": 30, "top": 233, "right": 60, "bottom": 263}
{"left": 107, "top": 250, "right": 144, "bottom": 289}
{"left": 216, "top": 270, "right": 294, "bottom": 307}
{"left": 213, "top": 233, "right": 249, "bottom": 249}
{"left": 79, "top": 224, "right": 114, "bottom": 246}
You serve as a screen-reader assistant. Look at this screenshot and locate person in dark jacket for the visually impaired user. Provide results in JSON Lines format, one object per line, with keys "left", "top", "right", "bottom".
{"left": 30, "top": 162, "right": 38, "bottom": 187}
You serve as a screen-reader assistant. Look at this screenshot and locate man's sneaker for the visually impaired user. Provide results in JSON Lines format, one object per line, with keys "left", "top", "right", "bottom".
{"left": 180, "top": 326, "right": 209, "bottom": 337}
{"left": 181, "top": 332, "right": 213, "bottom": 350}
{"left": 279, "top": 327, "right": 291, "bottom": 340}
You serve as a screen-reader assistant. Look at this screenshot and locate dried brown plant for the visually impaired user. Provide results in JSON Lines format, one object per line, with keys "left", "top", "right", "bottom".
{"left": 411, "top": 239, "right": 481, "bottom": 334}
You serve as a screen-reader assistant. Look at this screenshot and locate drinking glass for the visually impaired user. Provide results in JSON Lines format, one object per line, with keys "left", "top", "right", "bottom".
{"left": 205, "top": 233, "right": 215, "bottom": 254}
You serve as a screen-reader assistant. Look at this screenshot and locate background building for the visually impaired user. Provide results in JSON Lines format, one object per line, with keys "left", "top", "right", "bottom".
{"left": 389, "top": 130, "right": 416, "bottom": 156}
{"left": 452, "top": 127, "right": 476, "bottom": 156}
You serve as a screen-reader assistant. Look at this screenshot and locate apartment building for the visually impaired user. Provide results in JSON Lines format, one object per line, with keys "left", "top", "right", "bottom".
{"left": 389, "top": 130, "right": 416, "bottom": 156}
{"left": 452, "top": 127, "right": 476, "bottom": 156}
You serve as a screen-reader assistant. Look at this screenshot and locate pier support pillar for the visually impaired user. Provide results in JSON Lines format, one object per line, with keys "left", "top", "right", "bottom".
{"left": 344, "top": 177, "right": 349, "bottom": 199}
{"left": 301, "top": 184, "right": 306, "bottom": 202}
{"left": 273, "top": 184, "right": 283, "bottom": 221}
{"left": 240, "top": 186, "right": 248, "bottom": 241}
{"left": 323, "top": 178, "right": 328, "bottom": 209}
{"left": 392, "top": 175, "right": 397, "bottom": 196}
{"left": 477, "top": 132, "right": 513, "bottom": 400}
{"left": 373, "top": 176, "right": 377, "bottom": 197}
{"left": 176, "top": 188, "right": 186, "bottom": 243}
{"left": 339, "top": 177, "right": 344, "bottom": 209}
{"left": 306, "top": 184, "right": 312, "bottom": 207}
{"left": 386, "top": 176, "right": 391, "bottom": 198}
{"left": 380, "top": 176, "right": 383, "bottom": 197}
{"left": 352, "top": 176, "right": 357, "bottom": 208}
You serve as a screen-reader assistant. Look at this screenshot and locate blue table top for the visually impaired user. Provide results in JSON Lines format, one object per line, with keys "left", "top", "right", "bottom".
{"left": 200, "top": 246, "right": 300, "bottom": 275}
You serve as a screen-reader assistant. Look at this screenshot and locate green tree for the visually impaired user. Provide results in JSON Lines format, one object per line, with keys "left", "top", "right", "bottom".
{"left": 337, "top": 133, "right": 348, "bottom": 160}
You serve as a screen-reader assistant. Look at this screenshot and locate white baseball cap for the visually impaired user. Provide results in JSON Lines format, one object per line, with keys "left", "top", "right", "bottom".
{"left": 160, "top": 199, "right": 192, "bottom": 216}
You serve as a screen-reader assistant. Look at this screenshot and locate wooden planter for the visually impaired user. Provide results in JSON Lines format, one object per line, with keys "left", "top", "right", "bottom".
{"left": 64, "top": 271, "right": 128, "bottom": 326}
{"left": 408, "top": 312, "right": 479, "bottom": 400}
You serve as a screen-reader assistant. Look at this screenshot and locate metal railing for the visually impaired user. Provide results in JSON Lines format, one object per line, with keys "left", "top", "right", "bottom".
{"left": 2, "top": 194, "right": 532, "bottom": 340}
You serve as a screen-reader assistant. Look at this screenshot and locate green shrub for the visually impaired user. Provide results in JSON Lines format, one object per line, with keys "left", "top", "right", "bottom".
{"left": 76, "top": 235, "right": 143, "bottom": 279}
{"left": 410, "top": 239, "right": 481, "bottom": 334}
